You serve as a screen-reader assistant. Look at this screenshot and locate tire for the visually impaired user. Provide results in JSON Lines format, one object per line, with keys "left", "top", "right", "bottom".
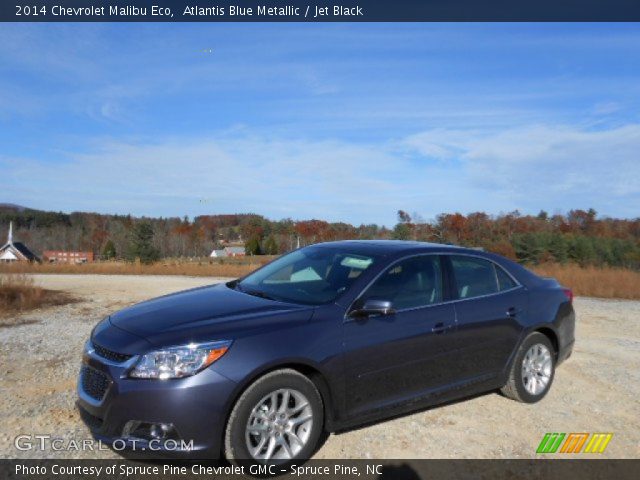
{"left": 224, "top": 369, "right": 324, "bottom": 464}
{"left": 501, "top": 332, "right": 555, "bottom": 403}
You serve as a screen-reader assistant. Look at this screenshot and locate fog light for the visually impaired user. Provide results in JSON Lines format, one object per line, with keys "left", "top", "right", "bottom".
{"left": 149, "top": 423, "right": 173, "bottom": 439}
{"left": 123, "top": 421, "right": 179, "bottom": 441}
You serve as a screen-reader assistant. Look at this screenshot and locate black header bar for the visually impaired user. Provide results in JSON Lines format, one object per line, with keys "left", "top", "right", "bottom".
{"left": 3, "top": 459, "right": 640, "bottom": 480}
{"left": 2, "top": 0, "right": 640, "bottom": 22}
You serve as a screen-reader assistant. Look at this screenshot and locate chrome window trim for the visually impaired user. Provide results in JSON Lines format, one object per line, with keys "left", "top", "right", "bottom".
{"left": 444, "top": 253, "right": 522, "bottom": 294}
{"left": 344, "top": 251, "right": 524, "bottom": 321}
{"left": 448, "top": 252, "right": 522, "bottom": 290}
{"left": 493, "top": 261, "right": 519, "bottom": 291}
{"left": 492, "top": 262, "right": 501, "bottom": 291}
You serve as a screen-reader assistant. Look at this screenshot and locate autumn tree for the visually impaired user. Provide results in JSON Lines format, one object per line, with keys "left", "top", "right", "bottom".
{"left": 1, "top": 204, "right": 638, "bottom": 269}
{"left": 393, "top": 210, "right": 415, "bottom": 240}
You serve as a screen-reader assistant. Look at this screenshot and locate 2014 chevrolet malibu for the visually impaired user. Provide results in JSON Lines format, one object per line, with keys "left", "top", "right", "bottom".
{"left": 77, "top": 241, "right": 575, "bottom": 463}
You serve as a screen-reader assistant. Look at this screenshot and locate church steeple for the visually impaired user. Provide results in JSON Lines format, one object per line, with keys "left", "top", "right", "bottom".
{"left": 0, "top": 221, "right": 37, "bottom": 262}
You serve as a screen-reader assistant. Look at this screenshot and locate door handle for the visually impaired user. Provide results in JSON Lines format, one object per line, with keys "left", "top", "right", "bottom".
{"left": 431, "top": 322, "right": 450, "bottom": 334}
{"left": 506, "top": 307, "right": 521, "bottom": 318}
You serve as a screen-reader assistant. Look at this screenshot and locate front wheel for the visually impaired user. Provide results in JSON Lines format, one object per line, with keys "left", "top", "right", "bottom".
{"left": 224, "top": 369, "right": 324, "bottom": 464}
{"left": 501, "top": 332, "right": 555, "bottom": 403}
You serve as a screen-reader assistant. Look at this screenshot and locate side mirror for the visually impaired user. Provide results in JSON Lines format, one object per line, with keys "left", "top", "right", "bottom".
{"left": 350, "top": 299, "right": 395, "bottom": 318}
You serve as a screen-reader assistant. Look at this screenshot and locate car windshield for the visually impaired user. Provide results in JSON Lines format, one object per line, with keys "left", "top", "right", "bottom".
{"left": 235, "top": 246, "right": 378, "bottom": 305}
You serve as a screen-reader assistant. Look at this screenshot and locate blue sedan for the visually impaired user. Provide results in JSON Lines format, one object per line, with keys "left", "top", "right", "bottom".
{"left": 77, "top": 240, "right": 575, "bottom": 463}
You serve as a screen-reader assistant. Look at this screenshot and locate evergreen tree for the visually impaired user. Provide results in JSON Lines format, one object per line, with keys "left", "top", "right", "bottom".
{"left": 245, "top": 236, "right": 262, "bottom": 255}
{"left": 263, "top": 235, "right": 279, "bottom": 255}
{"left": 513, "top": 233, "right": 544, "bottom": 264}
{"left": 392, "top": 223, "right": 412, "bottom": 240}
{"left": 569, "top": 236, "right": 596, "bottom": 266}
{"left": 102, "top": 239, "right": 117, "bottom": 260}
{"left": 127, "top": 222, "right": 160, "bottom": 264}
{"left": 593, "top": 238, "right": 614, "bottom": 266}
{"left": 547, "top": 234, "right": 569, "bottom": 264}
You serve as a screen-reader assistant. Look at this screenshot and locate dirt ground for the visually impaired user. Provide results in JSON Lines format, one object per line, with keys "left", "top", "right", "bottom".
{"left": 0, "top": 274, "right": 638, "bottom": 459}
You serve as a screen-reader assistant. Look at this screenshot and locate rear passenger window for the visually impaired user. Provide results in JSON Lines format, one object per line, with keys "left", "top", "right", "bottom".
{"left": 450, "top": 256, "right": 499, "bottom": 299}
{"left": 495, "top": 265, "right": 518, "bottom": 291}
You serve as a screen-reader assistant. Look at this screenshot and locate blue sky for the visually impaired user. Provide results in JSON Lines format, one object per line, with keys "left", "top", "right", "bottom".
{"left": 1, "top": 23, "right": 639, "bottom": 226}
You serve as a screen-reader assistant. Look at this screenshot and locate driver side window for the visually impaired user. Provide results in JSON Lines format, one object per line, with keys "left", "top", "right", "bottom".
{"left": 360, "top": 255, "right": 443, "bottom": 310}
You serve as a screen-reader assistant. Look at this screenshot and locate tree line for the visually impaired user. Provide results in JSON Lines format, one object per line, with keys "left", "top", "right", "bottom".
{"left": 0, "top": 205, "right": 638, "bottom": 268}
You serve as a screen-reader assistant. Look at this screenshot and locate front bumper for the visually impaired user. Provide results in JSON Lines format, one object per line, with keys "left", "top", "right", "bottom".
{"left": 76, "top": 342, "right": 238, "bottom": 459}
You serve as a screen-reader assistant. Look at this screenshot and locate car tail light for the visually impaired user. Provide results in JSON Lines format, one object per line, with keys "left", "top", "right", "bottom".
{"left": 562, "top": 288, "right": 573, "bottom": 303}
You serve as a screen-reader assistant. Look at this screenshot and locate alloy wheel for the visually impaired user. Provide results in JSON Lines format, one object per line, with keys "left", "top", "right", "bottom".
{"left": 521, "top": 343, "right": 552, "bottom": 396}
{"left": 245, "top": 388, "right": 313, "bottom": 462}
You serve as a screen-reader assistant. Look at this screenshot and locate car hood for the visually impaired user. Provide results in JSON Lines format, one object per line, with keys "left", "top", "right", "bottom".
{"left": 106, "top": 283, "right": 314, "bottom": 349}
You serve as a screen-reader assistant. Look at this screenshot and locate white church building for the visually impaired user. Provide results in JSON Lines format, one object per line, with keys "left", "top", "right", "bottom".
{"left": 0, "top": 222, "right": 39, "bottom": 262}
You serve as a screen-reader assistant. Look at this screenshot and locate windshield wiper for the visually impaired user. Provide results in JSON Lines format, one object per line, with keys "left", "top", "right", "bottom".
{"left": 238, "top": 285, "right": 277, "bottom": 301}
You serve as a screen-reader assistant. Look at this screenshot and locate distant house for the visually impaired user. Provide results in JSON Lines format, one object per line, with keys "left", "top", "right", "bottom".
{"left": 43, "top": 250, "right": 94, "bottom": 264}
{"left": 0, "top": 222, "right": 39, "bottom": 262}
{"left": 224, "top": 246, "right": 246, "bottom": 257}
{"left": 210, "top": 246, "right": 246, "bottom": 258}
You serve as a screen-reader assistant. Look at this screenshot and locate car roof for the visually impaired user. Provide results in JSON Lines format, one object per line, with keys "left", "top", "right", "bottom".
{"left": 309, "top": 240, "right": 542, "bottom": 286}
{"left": 309, "top": 239, "right": 473, "bottom": 255}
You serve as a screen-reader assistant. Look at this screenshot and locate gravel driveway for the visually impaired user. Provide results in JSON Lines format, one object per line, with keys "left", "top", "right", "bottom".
{"left": 1, "top": 274, "right": 638, "bottom": 459}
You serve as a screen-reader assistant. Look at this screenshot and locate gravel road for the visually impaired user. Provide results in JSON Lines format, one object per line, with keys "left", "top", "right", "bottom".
{"left": 1, "top": 274, "right": 638, "bottom": 459}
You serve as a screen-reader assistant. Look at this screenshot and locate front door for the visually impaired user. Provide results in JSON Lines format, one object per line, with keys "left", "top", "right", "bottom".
{"left": 342, "top": 255, "right": 458, "bottom": 417}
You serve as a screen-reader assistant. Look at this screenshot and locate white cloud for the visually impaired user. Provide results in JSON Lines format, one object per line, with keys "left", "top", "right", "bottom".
{"left": 3, "top": 123, "right": 639, "bottom": 225}
{"left": 1, "top": 134, "right": 416, "bottom": 225}
{"left": 404, "top": 124, "right": 640, "bottom": 217}
{"left": 592, "top": 101, "right": 622, "bottom": 116}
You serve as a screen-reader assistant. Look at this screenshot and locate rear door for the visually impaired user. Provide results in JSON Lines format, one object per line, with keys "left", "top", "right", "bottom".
{"left": 446, "top": 255, "right": 526, "bottom": 381}
{"left": 343, "top": 254, "right": 458, "bottom": 417}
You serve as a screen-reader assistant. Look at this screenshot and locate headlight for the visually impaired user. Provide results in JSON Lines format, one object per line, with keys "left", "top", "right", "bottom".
{"left": 129, "top": 340, "right": 232, "bottom": 380}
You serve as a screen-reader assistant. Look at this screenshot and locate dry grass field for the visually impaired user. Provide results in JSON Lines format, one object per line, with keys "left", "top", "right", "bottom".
{"left": 0, "top": 257, "right": 275, "bottom": 279}
{"left": 533, "top": 264, "right": 640, "bottom": 300}
{"left": 0, "top": 274, "right": 74, "bottom": 324}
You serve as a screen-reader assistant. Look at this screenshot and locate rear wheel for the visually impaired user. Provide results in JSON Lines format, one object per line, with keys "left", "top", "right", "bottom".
{"left": 224, "top": 369, "right": 323, "bottom": 464}
{"left": 501, "top": 332, "right": 555, "bottom": 403}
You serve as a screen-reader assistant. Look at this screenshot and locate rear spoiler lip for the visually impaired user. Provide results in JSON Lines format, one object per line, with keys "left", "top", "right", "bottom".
{"left": 540, "top": 276, "right": 561, "bottom": 287}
